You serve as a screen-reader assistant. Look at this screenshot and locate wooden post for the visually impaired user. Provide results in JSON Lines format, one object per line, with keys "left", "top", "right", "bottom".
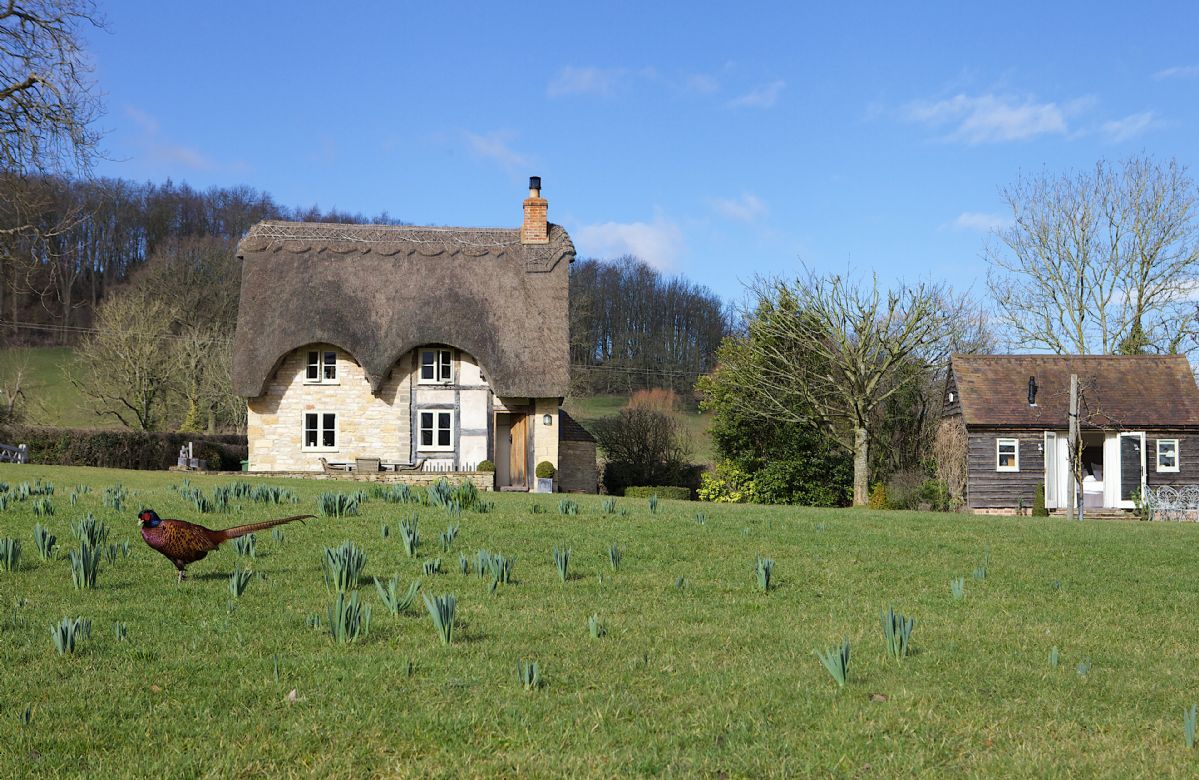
{"left": 1068, "top": 374, "right": 1082, "bottom": 521}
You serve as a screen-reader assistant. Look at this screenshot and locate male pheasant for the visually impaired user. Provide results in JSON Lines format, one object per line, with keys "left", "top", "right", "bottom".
{"left": 137, "top": 509, "right": 313, "bottom": 582}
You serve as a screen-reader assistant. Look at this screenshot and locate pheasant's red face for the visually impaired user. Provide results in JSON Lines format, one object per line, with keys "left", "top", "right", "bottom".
{"left": 137, "top": 509, "right": 159, "bottom": 527}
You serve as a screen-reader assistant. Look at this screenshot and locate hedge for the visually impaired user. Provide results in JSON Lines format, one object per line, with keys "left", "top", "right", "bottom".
{"left": 623, "top": 485, "right": 691, "bottom": 501}
{"left": 0, "top": 425, "right": 247, "bottom": 472}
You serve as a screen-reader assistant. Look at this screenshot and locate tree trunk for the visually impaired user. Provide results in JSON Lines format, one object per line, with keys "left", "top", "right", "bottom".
{"left": 853, "top": 426, "right": 869, "bottom": 506}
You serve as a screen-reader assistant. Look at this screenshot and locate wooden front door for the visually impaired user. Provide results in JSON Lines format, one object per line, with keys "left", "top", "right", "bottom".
{"left": 509, "top": 414, "right": 528, "bottom": 488}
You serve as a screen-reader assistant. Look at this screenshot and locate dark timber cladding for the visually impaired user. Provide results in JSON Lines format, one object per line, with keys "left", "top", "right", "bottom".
{"left": 231, "top": 221, "right": 575, "bottom": 399}
{"left": 948, "top": 354, "right": 1199, "bottom": 510}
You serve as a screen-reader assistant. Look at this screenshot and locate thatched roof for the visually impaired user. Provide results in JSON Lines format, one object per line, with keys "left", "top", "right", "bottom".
{"left": 232, "top": 220, "right": 574, "bottom": 398}
{"left": 949, "top": 354, "right": 1199, "bottom": 429}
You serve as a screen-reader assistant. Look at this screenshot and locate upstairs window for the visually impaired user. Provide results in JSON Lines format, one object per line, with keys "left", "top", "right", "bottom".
{"left": 302, "top": 412, "right": 337, "bottom": 451}
{"left": 420, "top": 349, "right": 453, "bottom": 384}
{"left": 305, "top": 350, "right": 338, "bottom": 383}
{"left": 419, "top": 411, "right": 454, "bottom": 451}
{"left": 996, "top": 438, "right": 1019, "bottom": 472}
{"left": 1157, "top": 439, "right": 1180, "bottom": 473}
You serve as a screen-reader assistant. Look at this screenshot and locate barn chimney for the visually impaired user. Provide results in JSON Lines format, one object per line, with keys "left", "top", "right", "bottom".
{"left": 521, "top": 176, "right": 549, "bottom": 244}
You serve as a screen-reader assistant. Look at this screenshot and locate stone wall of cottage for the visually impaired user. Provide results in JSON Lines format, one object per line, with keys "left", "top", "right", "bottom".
{"left": 246, "top": 344, "right": 410, "bottom": 472}
{"left": 246, "top": 344, "right": 561, "bottom": 479}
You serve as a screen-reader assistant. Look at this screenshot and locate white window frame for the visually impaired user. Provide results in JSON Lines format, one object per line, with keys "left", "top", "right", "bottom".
{"left": 418, "top": 410, "right": 454, "bottom": 451}
{"left": 304, "top": 349, "right": 339, "bottom": 385}
{"left": 1156, "top": 438, "right": 1180, "bottom": 473}
{"left": 301, "top": 412, "right": 339, "bottom": 452}
{"left": 419, "top": 348, "right": 454, "bottom": 385}
{"left": 996, "top": 438, "right": 1020, "bottom": 472}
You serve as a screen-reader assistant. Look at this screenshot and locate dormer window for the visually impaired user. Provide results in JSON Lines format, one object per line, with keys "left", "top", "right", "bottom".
{"left": 305, "top": 350, "right": 338, "bottom": 384}
{"left": 420, "top": 348, "right": 453, "bottom": 384}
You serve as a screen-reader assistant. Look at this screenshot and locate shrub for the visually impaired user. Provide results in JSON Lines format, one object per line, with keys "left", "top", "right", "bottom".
{"left": 624, "top": 486, "right": 690, "bottom": 501}
{"left": 868, "top": 483, "right": 887, "bottom": 510}
{"left": 0, "top": 425, "right": 246, "bottom": 471}
{"left": 608, "top": 543, "right": 621, "bottom": 571}
{"left": 594, "top": 408, "right": 691, "bottom": 495}
{"left": 440, "top": 524, "right": 458, "bottom": 552}
{"left": 422, "top": 558, "right": 442, "bottom": 575}
{"left": 232, "top": 534, "right": 257, "bottom": 559}
{"left": 399, "top": 516, "right": 420, "bottom": 557}
{"left": 1033, "top": 483, "right": 1049, "bottom": 517}
{"left": 477, "top": 459, "right": 496, "bottom": 473}
{"left": 535, "top": 461, "right": 556, "bottom": 479}
{"left": 558, "top": 499, "right": 579, "bottom": 516}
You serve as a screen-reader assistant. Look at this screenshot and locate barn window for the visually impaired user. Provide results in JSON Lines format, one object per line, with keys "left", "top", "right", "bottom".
{"left": 996, "top": 438, "right": 1019, "bottom": 472}
{"left": 301, "top": 412, "right": 338, "bottom": 451}
{"left": 419, "top": 349, "right": 454, "bottom": 384}
{"left": 1157, "top": 439, "right": 1180, "bottom": 473}
{"left": 305, "top": 350, "right": 338, "bottom": 384}
{"left": 419, "top": 410, "right": 454, "bottom": 451}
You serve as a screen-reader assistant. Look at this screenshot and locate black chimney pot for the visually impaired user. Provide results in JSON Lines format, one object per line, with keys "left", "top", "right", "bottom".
{"left": 1028, "top": 375, "right": 1038, "bottom": 406}
{"left": 529, "top": 176, "right": 541, "bottom": 191}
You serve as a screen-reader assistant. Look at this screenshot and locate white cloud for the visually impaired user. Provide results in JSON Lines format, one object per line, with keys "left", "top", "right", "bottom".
{"left": 547, "top": 66, "right": 625, "bottom": 97}
{"left": 573, "top": 216, "right": 683, "bottom": 270}
{"left": 711, "top": 192, "right": 767, "bottom": 222}
{"left": 123, "top": 104, "right": 217, "bottom": 171}
{"left": 951, "top": 211, "right": 1010, "bottom": 232}
{"left": 1100, "top": 111, "right": 1158, "bottom": 142}
{"left": 683, "top": 73, "right": 720, "bottom": 94}
{"left": 902, "top": 93, "right": 1092, "bottom": 143}
{"left": 463, "top": 130, "right": 531, "bottom": 174}
{"left": 727, "top": 80, "right": 785, "bottom": 109}
{"left": 1154, "top": 65, "right": 1199, "bottom": 80}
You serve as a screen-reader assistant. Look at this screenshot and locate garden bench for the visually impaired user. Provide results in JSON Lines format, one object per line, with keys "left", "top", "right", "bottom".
{"left": 1142, "top": 485, "right": 1199, "bottom": 522}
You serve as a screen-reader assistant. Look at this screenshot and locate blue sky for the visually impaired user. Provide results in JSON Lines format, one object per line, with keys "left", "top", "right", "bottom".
{"left": 86, "top": 1, "right": 1199, "bottom": 300}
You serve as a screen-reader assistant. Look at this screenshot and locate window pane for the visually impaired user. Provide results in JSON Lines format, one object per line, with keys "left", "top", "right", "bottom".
{"left": 304, "top": 413, "right": 317, "bottom": 447}
{"left": 421, "top": 351, "right": 435, "bottom": 380}
{"left": 421, "top": 429, "right": 433, "bottom": 446}
{"left": 440, "top": 351, "right": 452, "bottom": 381}
{"left": 438, "top": 413, "right": 451, "bottom": 447}
{"left": 307, "top": 351, "right": 319, "bottom": 380}
{"left": 323, "top": 352, "right": 337, "bottom": 380}
{"left": 421, "top": 412, "right": 433, "bottom": 429}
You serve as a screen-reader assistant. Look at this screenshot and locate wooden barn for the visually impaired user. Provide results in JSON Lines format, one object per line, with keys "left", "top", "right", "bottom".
{"left": 943, "top": 354, "right": 1199, "bottom": 513}
{"left": 231, "top": 178, "right": 597, "bottom": 492}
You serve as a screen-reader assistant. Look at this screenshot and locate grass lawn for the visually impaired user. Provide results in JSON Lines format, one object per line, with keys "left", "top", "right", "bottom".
{"left": 2, "top": 465, "right": 1199, "bottom": 777}
{"left": 0, "top": 347, "right": 107, "bottom": 430}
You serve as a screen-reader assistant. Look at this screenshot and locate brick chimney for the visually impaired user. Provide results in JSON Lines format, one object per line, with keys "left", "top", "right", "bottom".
{"left": 521, "top": 176, "right": 549, "bottom": 244}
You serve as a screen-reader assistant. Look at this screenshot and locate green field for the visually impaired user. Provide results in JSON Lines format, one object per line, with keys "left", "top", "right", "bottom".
{"left": 0, "top": 347, "right": 104, "bottom": 430}
{"left": 2, "top": 465, "right": 1199, "bottom": 776}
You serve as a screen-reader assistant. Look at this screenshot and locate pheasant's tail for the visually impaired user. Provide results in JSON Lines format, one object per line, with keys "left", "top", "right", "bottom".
{"left": 217, "top": 515, "right": 314, "bottom": 542}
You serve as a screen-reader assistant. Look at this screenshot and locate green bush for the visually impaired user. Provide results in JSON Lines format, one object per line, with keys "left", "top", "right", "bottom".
{"left": 1033, "top": 484, "right": 1049, "bottom": 517}
{"left": 868, "top": 483, "right": 887, "bottom": 510}
{"left": 535, "top": 461, "right": 556, "bottom": 479}
{"left": 0, "top": 425, "right": 246, "bottom": 471}
{"left": 624, "top": 486, "right": 690, "bottom": 501}
{"left": 477, "top": 459, "right": 496, "bottom": 473}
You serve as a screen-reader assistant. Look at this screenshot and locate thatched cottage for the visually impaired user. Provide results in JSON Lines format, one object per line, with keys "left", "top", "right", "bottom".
{"left": 943, "top": 354, "right": 1199, "bottom": 513}
{"left": 232, "top": 178, "right": 596, "bottom": 491}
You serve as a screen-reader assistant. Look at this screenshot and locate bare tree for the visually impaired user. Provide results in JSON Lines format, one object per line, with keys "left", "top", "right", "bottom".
{"left": 69, "top": 287, "right": 178, "bottom": 430}
{"left": 987, "top": 156, "right": 1199, "bottom": 355}
{"left": 719, "top": 270, "right": 965, "bottom": 506}
{"left": 0, "top": 0, "right": 102, "bottom": 180}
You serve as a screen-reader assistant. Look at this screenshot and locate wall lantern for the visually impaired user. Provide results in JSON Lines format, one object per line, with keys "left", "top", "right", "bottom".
{"left": 543, "top": 414, "right": 553, "bottom": 426}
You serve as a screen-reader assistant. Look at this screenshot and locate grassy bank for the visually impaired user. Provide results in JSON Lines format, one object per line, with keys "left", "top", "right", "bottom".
{"left": 1, "top": 465, "right": 1198, "bottom": 777}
